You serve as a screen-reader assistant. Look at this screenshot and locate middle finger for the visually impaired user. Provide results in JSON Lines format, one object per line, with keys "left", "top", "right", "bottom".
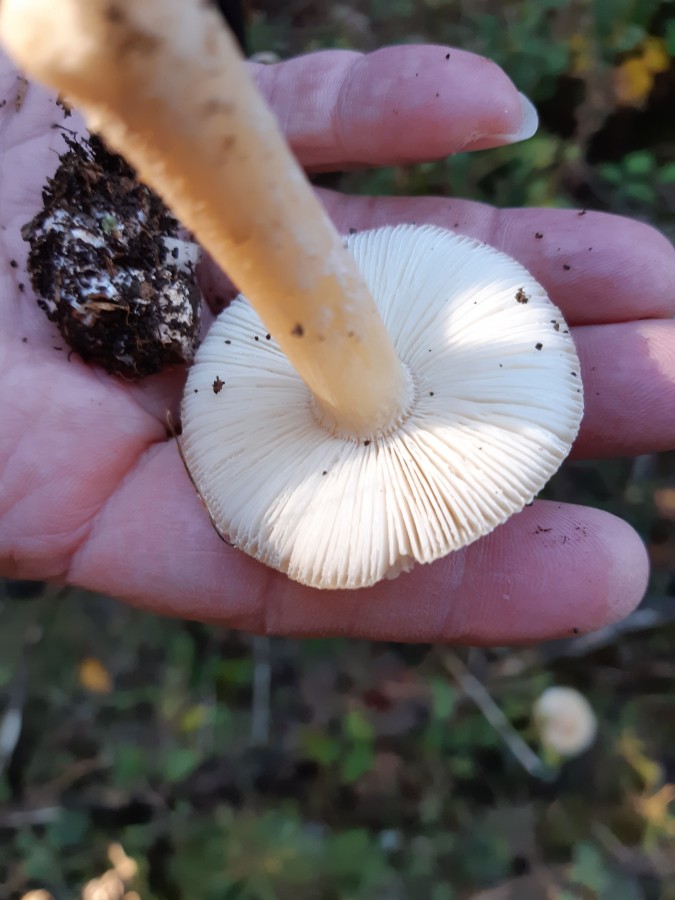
{"left": 321, "top": 192, "right": 675, "bottom": 325}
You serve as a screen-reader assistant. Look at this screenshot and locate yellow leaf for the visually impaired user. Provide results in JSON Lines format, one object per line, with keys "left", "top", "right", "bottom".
{"left": 613, "top": 38, "right": 670, "bottom": 107}
{"left": 613, "top": 57, "right": 654, "bottom": 106}
{"left": 78, "top": 657, "right": 113, "bottom": 694}
{"left": 179, "top": 703, "right": 209, "bottom": 733}
{"left": 619, "top": 731, "right": 663, "bottom": 790}
{"left": 642, "top": 37, "right": 670, "bottom": 74}
{"left": 654, "top": 487, "right": 675, "bottom": 520}
{"left": 635, "top": 783, "right": 675, "bottom": 833}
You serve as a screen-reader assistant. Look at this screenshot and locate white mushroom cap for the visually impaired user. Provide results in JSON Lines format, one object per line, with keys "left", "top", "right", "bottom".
{"left": 180, "top": 224, "right": 583, "bottom": 590}
{"left": 533, "top": 686, "right": 598, "bottom": 756}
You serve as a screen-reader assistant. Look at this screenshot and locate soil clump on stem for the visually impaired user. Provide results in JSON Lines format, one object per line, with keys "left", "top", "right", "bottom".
{"left": 23, "top": 134, "right": 201, "bottom": 378}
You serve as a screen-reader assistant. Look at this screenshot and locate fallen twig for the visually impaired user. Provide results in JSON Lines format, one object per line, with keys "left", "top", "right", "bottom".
{"left": 442, "top": 651, "right": 552, "bottom": 781}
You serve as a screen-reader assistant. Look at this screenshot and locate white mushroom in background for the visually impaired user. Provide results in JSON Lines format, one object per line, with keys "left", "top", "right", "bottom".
{"left": 533, "top": 686, "right": 598, "bottom": 757}
{"left": 1, "top": 0, "right": 584, "bottom": 590}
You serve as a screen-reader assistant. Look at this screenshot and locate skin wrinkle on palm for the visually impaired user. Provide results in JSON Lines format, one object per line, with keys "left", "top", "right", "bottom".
{"left": 0, "top": 43, "right": 673, "bottom": 642}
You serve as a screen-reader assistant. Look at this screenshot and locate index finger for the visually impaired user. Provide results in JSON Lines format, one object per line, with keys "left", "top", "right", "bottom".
{"left": 253, "top": 45, "right": 538, "bottom": 171}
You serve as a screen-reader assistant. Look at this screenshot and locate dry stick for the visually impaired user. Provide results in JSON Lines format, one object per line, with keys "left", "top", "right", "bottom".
{"left": 0, "top": 0, "right": 410, "bottom": 439}
{"left": 442, "top": 651, "right": 551, "bottom": 781}
{"left": 0, "top": 806, "right": 62, "bottom": 829}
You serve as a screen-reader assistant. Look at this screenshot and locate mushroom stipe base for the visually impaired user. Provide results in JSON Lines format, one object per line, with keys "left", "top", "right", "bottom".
{"left": 311, "top": 360, "right": 416, "bottom": 443}
{"left": 23, "top": 134, "right": 201, "bottom": 379}
{"left": 181, "top": 224, "right": 584, "bottom": 590}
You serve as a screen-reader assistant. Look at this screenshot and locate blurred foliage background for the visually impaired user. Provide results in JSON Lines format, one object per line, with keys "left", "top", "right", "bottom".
{"left": 2, "top": 0, "right": 675, "bottom": 897}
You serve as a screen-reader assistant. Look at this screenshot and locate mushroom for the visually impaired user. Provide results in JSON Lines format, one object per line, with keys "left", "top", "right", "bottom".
{"left": 181, "top": 224, "right": 582, "bottom": 588}
{"left": 1, "top": 0, "right": 583, "bottom": 589}
{"left": 533, "top": 686, "right": 598, "bottom": 757}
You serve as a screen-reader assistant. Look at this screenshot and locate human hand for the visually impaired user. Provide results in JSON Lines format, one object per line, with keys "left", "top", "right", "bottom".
{"left": 1, "top": 45, "right": 673, "bottom": 643}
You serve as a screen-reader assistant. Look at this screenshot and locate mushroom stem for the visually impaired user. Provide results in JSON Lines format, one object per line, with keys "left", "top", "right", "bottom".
{"left": 0, "top": 0, "right": 410, "bottom": 438}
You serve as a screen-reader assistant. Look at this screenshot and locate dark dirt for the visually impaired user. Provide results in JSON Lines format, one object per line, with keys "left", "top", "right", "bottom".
{"left": 23, "top": 134, "right": 201, "bottom": 378}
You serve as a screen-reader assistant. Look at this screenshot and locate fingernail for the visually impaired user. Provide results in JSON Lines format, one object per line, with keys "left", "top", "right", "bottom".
{"left": 494, "top": 92, "right": 539, "bottom": 144}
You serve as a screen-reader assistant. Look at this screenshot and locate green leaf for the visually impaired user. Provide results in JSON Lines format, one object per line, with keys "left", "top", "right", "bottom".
{"left": 19, "top": 841, "right": 58, "bottom": 882}
{"left": 327, "top": 828, "right": 372, "bottom": 875}
{"left": 432, "top": 883, "right": 456, "bottom": 900}
{"left": 624, "top": 182, "right": 656, "bottom": 204}
{"left": 569, "top": 840, "right": 610, "bottom": 892}
{"left": 112, "top": 742, "right": 147, "bottom": 785}
{"left": 165, "top": 746, "right": 199, "bottom": 782}
{"left": 340, "top": 742, "right": 374, "bottom": 783}
{"left": 218, "top": 656, "right": 253, "bottom": 687}
{"left": 598, "top": 162, "right": 623, "bottom": 184}
{"left": 302, "top": 728, "right": 341, "bottom": 766}
{"left": 623, "top": 151, "right": 655, "bottom": 176}
{"left": 344, "top": 709, "right": 374, "bottom": 743}
{"left": 45, "top": 809, "right": 89, "bottom": 849}
{"left": 657, "top": 162, "right": 675, "bottom": 184}
{"left": 666, "top": 19, "right": 675, "bottom": 56}
{"left": 430, "top": 678, "right": 456, "bottom": 721}
{"left": 612, "top": 23, "right": 646, "bottom": 53}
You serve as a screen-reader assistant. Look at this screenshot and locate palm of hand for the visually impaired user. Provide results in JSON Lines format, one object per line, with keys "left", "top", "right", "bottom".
{"left": 1, "top": 47, "right": 673, "bottom": 644}
{"left": 0, "top": 63, "right": 186, "bottom": 577}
